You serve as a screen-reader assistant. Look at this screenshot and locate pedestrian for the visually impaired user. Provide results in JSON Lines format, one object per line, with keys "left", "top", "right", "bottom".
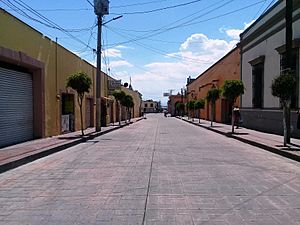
{"left": 233, "top": 107, "right": 240, "bottom": 129}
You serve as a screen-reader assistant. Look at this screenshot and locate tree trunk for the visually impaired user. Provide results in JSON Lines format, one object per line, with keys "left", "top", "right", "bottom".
{"left": 199, "top": 109, "right": 201, "bottom": 123}
{"left": 125, "top": 108, "right": 128, "bottom": 123}
{"left": 231, "top": 107, "right": 235, "bottom": 134}
{"left": 192, "top": 108, "right": 194, "bottom": 121}
{"left": 282, "top": 101, "right": 291, "bottom": 146}
{"left": 210, "top": 102, "right": 214, "bottom": 126}
{"left": 78, "top": 96, "right": 84, "bottom": 136}
{"left": 118, "top": 101, "right": 121, "bottom": 125}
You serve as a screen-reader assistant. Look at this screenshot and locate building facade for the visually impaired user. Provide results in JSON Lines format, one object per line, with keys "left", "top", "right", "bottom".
{"left": 168, "top": 93, "right": 187, "bottom": 116}
{"left": 142, "top": 100, "right": 159, "bottom": 113}
{"left": 240, "top": 0, "right": 300, "bottom": 137}
{"left": 0, "top": 9, "right": 141, "bottom": 147}
{"left": 186, "top": 47, "right": 240, "bottom": 123}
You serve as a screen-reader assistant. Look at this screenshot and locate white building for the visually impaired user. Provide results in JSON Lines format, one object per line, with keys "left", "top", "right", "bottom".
{"left": 240, "top": 0, "right": 300, "bottom": 137}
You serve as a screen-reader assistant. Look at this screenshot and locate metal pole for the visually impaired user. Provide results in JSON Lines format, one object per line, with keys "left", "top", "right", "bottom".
{"left": 96, "top": 15, "right": 102, "bottom": 131}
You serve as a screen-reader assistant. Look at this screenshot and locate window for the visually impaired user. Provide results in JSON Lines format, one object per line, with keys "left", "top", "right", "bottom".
{"left": 252, "top": 63, "right": 264, "bottom": 108}
{"left": 150, "top": 103, "right": 153, "bottom": 107}
{"left": 145, "top": 103, "right": 148, "bottom": 107}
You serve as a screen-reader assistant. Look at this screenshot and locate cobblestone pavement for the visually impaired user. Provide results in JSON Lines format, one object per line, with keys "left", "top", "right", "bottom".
{"left": 0, "top": 114, "right": 300, "bottom": 225}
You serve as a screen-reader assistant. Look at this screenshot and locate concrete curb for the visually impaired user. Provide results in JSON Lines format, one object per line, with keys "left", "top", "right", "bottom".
{"left": 0, "top": 118, "right": 144, "bottom": 174}
{"left": 177, "top": 117, "right": 300, "bottom": 163}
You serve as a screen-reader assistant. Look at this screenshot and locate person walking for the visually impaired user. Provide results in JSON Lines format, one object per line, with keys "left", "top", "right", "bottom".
{"left": 233, "top": 107, "right": 241, "bottom": 129}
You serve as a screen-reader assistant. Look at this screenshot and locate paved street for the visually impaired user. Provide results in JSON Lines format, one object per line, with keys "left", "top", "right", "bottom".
{"left": 1, "top": 114, "right": 300, "bottom": 225}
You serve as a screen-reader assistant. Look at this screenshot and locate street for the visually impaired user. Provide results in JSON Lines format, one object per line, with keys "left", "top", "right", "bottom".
{"left": 1, "top": 114, "right": 300, "bottom": 225}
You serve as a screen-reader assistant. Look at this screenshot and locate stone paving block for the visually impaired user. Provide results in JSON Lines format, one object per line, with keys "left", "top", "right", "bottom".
{"left": 0, "top": 115, "right": 300, "bottom": 224}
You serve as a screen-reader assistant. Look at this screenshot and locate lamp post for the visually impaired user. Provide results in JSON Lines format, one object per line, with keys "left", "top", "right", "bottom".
{"left": 94, "top": 1, "right": 122, "bottom": 131}
{"left": 94, "top": 0, "right": 109, "bottom": 131}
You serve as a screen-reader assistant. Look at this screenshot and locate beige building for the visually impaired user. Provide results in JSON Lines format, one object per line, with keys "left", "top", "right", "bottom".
{"left": 142, "top": 100, "right": 158, "bottom": 113}
{"left": 0, "top": 9, "right": 141, "bottom": 147}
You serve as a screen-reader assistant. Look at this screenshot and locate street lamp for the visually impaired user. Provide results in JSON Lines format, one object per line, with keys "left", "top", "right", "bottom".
{"left": 94, "top": 0, "right": 122, "bottom": 131}
{"left": 94, "top": 0, "right": 109, "bottom": 131}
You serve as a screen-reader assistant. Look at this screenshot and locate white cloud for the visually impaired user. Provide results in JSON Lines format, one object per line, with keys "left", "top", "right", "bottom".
{"left": 128, "top": 33, "right": 238, "bottom": 105}
{"left": 115, "top": 45, "right": 134, "bottom": 50}
{"left": 224, "top": 29, "right": 243, "bottom": 40}
{"left": 244, "top": 20, "right": 255, "bottom": 29}
{"left": 104, "top": 48, "right": 122, "bottom": 58}
{"left": 109, "top": 60, "right": 133, "bottom": 68}
{"left": 108, "top": 22, "right": 253, "bottom": 105}
{"left": 220, "top": 20, "right": 256, "bottom": 40}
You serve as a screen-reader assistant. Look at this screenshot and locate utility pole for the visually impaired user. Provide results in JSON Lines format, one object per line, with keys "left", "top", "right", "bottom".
{"left": 285, "top": 0, "right": 293, "bottom": 144}
{"left": 94, "top": 0, "right": 109, "bottom": 131}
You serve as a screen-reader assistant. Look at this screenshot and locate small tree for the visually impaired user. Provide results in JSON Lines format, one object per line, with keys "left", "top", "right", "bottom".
{"left": 187, "top": 100, "right": 196, "bottom": 121}
{"left": 271, "top": 71, "right": 296, "bottom": 146}
{"left": 175, "top": 102, "right": 185, "bottom": 117}
{"left": 206, "top": 87, "right": 220, "bottom": 126}
{"left": 194, "top": 99, "right": 205, "bottom": 123}
{"left": 221, "top": 80, "right": 245, "bottom": 133}
{"left": 66, "top": 71, "right": 92, "bottom": 136}
{"left": 121, "top": 94, "right": 134, "bottom": 122}
{"left": 112, "top": 90, "right": 126, "bottom": 125}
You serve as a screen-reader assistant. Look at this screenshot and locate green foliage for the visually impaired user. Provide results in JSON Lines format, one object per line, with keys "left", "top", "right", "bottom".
{"left": 271, "top": 73, "right": 296, "bottom": 101}
{"left": 112, "top": 90, "right": 126, "bottom": 102}
{"left": 186, "top": 100, "right": 196, "bottom": 110}
{"left": 206, "top": 87, "right": 220, "bottom": 103}
{"left": 121, "top": 94, "right": 134, "bottom": 108}
{"left": 194, "top": 99, "right": 205, "bottom": 109}
{"left": 175, "top": 102, "right": 185, "bottom": 110}
{"left": 66, "top": 71, "right": 92, "bottom": 136}
{"left": 66, "top": 71, "right": 92, "bottom": 99}
{"left": 221, "top": 80, "right": 245, "bottom": 103}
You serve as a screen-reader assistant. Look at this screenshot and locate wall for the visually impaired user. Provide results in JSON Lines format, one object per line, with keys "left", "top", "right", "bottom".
{"left": 187, "top": 47, "right": 240, "bottom": 123}
{"left": 240, "top": 0, "right": 300, "bottom": 137}
{"left": 0, "top": 9, "right": 138, "bottom": 138}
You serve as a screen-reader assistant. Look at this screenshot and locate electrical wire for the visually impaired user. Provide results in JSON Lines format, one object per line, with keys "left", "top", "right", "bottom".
{"left": 112, "top": 0, "right": 204, "bottom": 15}
{"left": 109, "top": 0, "right": 230, "bottom": 34}
{"left": 106, "top": 26, "right": 212, "bottom": 64}
{"left": 86, "top": 0, "right": 94, "bottom": 8}
{"left": 107, "top": 0, "right": 264, "bottom": 47}
{"left": 110, "top": 0, "right": 170, "bottom": 9}
{"left": 103, "top": 0, "right": 237, "bottom": 48}
{"left": 4, "top": 8, "right": 92, "bottom": 12}
{"left": 3, "top": 0, "right": 95, "bottom": 51}
{"left": 3, "top": 1, "right": 96, "bottom": 32}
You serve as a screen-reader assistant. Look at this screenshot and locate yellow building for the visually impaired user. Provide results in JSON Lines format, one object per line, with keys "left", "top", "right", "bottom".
{"left": 0, "top": 9, "right": 141, "bottom": 147}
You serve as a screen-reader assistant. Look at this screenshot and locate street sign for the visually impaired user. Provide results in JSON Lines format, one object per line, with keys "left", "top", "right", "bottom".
{"left": 163, "top": 93, "right": 170, "bottom": 97}
{"left": 108, "top": 79, "right": 121, "bottom": 94}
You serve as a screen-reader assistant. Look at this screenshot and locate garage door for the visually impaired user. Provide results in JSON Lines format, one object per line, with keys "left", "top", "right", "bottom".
{"left": 0, "top": 67, "right": 33, "bottom": 148}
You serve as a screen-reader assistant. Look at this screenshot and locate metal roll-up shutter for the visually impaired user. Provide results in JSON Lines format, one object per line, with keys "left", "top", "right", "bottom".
{"left": 0, "top": 67, "right": 33, "bottom": 148}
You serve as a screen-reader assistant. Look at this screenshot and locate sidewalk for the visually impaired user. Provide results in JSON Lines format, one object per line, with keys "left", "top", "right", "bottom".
{"left": 0, "top": 118, "right": 144, "bottom": 173}
{"left": 178, "top": 116, "right": 300, "bottom": 162}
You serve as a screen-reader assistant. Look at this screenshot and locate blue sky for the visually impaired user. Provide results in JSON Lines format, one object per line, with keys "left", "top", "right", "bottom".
{"left": 1, "top": 0, "right": 276, "bottom": 105}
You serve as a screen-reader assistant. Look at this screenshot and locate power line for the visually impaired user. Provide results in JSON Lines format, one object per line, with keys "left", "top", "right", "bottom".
{"left": 105, "top": 26, "right": 212, "bottom": 64}
{"left": 3, "top": 1, "right": 96, "bottom": 32}
{"left": 110, "top": 0, "right": 170, "bottom": 9}
{"left": 3, "top": 8, "right": 92, "bottom": 12}
{"left": 104, "top": 0, "right": 234, "bottom": 47}
{"left": 112, "top": 0, "right": 204, "bottom": 15}
{"left": 3, "top": 0, "right": 95, "bottom": 51}
{"left": 86, "top": 0, "right": 94, "bottom": 8}
{"left": 106, "top": 0, "right": 264, "bottom": 48}
{"left": 107, "top": 0, "right": 229, "bottom": 33}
